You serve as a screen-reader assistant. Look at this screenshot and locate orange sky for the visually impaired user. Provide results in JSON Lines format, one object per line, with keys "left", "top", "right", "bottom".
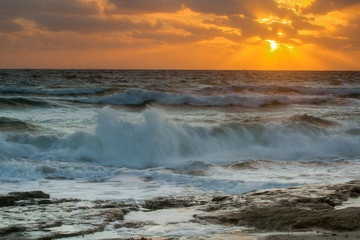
{"left": 0, "top": 0, "right": 360, "bottom": 70}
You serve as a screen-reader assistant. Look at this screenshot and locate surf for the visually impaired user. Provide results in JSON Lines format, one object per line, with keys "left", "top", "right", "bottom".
{"left": 2, "top": 109, "right": 360, "bottom": 170}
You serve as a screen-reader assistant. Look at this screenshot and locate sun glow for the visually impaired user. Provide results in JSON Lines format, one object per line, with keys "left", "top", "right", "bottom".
{"left": 266, "top": 40, "right": 280, "bottom": 51}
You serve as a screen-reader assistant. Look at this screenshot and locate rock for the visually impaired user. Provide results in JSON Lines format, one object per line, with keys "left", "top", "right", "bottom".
{"left": 211, "top": 195, "right": 230, "bottom": 202}
{"left": 0, "top": 192, "right": 139, "bottom": 240}
{"left": 143, "top": 196, "right": 208, "bottom": 210}
{"left": 0, "top": 191, "right": 50, "bottom": 207}
{"left": 195, "top": 181, "right": 360, "bottom": 232}
{"left": 1, "top": 181, "right": 360, "bottom": 239}
{"left": 8, "top": 191, "right": 50, "bottom": 199}
{"left": 200, "top": 206, "right": 360, "bottom": 231}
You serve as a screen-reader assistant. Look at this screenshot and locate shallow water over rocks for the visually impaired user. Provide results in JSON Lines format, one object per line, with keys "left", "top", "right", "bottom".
{"left": 1, "top": 181, "right": 360, "bottom": 239}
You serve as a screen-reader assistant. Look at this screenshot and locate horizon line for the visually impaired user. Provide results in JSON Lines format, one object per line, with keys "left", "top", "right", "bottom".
{"left": 1, "top": 68, "right": 360, "bottom": 72}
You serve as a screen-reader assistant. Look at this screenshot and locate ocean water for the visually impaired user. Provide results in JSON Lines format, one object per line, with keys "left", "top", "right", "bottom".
{"left": 0, "top": 69, "right": 360, "bottom": 200}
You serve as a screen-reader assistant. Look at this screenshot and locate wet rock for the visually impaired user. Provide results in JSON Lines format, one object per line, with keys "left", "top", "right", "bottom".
{"left": 0, "top": 192, "right": 139, "bottom": 240}
{"left": 198, "top": 206, "right": 360, "bottom": 231}
{"left": 1, "top": 181, "right": 360, "bottom": 239}
{"left": 195, "top": 181, "right": 360, "bottom": 232}
{"left": 0, "top": 191, "right": 50, "bottom": 207}
{"left": 0, "top": 226, "right": 27, "bottom": 235}
{"left": 143, "top": 196, "right": 209, "bottom": 210}
{"left": 212, "top": 195, "right": 230, "bottom": 202}
{"left": 125, "top": 238, "right": 152, "bottom": 240}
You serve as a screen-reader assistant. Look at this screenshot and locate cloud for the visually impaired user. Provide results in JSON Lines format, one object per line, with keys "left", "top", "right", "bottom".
{"left": 0, "top": 0, "right": 99, "bottom": 17}
{"left": 106, "top": 0, "right": 183, "bottom": 14}
{"left": 292, "top": 19, "right": 325, "bottom": 31}
{"left": 0, "top": 0, "right": 359, "bottom": 70}
{"left": 30, "top": 14, "right": 156, "bottom": 33}
{"left": 303, "top": 0, "right": 360, "bottom": 14}
{"left": 0, "top": 20, "right": 23, "bottom": 32}
{"left": 107, "top": 0, "right": 281, "bottom": 18}
{"left": 131, "top": 19, "right": 242, "bottom": 44}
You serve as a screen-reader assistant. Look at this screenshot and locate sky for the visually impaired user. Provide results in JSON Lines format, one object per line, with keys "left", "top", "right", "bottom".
{"left": 0, "top": 0, "right": 360, "bottom": 70}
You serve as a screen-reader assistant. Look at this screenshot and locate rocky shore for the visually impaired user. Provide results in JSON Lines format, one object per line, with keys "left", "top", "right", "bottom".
{"left": 1, "top": 181, "right": 360, "bottom": 239}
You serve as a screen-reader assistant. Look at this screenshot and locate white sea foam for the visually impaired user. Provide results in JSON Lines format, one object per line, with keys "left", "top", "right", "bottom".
{"left": 112, "top": 208, "right": 239, "bottom": 238}
{"left": 1, "top": 109, "right": 360, "bottom": 171}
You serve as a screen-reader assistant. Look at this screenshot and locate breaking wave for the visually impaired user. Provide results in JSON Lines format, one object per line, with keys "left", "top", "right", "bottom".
{"left": 84, "top": 89, "right": 331, "bottom": 107}
{"left": 1, "top": 109, "right": 359, "bottom": 176}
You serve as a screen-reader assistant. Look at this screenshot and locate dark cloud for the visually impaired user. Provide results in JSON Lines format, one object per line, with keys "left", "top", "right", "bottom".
{"left": 0, "top": 20, "right": 23, "bottom": 32}
{"left": 292, "top": 20, "right": 325, "bottom": 31}
{"left": 106, "top": 0, "right": 183, "bottom": 14}
{"left": 131, "top": 19, "right": 242, "bottom": 44}
{"left": 107, "top": 0, "right": 281, "bottom": 18}
{"left": 226, "top": 15, "right": 270, "bottom": 38}
{"left": 0, "top": 0, "right": 101, "bottom": 32}
{"left": 31, "top": 14, "right": 156, "bottom": 33}
{"left": 0, "top": 0, "right": 99, "bottom": 17}
{"left": 300, "top": 35, "right": 350, "bottom": 50}
{"left": 303, "top": 0, "right": 360, "bottom": 14}
{"left": 333, "top": 16, "right": 360, "bottom": 50}
{"left": 0, "top": 0, "right": 359, "bottom": 54}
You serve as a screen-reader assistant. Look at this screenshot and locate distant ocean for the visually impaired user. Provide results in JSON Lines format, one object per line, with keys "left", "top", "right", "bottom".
{"left": 1, "top": 69, "right": 360, "bottom": 200}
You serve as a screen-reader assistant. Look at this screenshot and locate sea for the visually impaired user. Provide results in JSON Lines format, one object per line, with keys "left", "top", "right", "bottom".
{"left": 1, "top": 69, "right": 360, "bottom": 201}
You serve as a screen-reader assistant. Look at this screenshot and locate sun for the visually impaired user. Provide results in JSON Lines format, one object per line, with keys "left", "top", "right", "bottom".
{"left": 266, "top": 40, "right": 280, "bottom": 51}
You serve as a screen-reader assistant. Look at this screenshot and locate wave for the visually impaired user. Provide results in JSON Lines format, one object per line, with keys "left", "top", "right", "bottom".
{"left": 0, "top": 117, "right": 37, "bottom": 132}
{"left": 289, "top": 114, "right": 338, "bottom": 127}
{"left": 84, "top": 89, "right": 331, "bottom": 107}
{"left": 0, "top": 97, "right": 51, "bottom": 108}
{"left": 1, "top": 109, "right": 359, "bottom": 172}
{"left": 0, "top": 87, "right": 112, "bottom": 96}
{"left": 196, "top": 85, "right": 360, "bottom": 98}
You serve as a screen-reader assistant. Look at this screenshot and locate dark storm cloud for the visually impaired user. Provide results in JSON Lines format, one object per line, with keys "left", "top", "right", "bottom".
{"left": 303, "top": 0, "right": 360, "bottom": 14}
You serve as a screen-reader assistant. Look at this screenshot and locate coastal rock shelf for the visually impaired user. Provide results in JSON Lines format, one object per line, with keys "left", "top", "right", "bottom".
{"left": 1, "top": 181, "right": 360, "bottom": 240}
{"left": 0, "top": 192, "right": 138, "bottom": 240}
{"left": 193, "top": 180, "right": 360, "bottom": 231}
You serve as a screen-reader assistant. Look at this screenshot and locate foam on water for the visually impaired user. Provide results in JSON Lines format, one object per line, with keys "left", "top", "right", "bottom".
{"left": 110, "top": 208, "right": 241, "bottom": 239}
{"left": 1, "top": 70, "right": 359, "bottom": 202}
{"left": 1, "top": 109, "right": 360, "bottom": 182}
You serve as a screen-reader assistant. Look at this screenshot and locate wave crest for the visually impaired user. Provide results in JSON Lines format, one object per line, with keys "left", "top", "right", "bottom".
{"left": 2, "top": 109, "right": 360, "bottom": 171}
{"left": 85, "top": 89, "right": 331, "bottom": 107}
